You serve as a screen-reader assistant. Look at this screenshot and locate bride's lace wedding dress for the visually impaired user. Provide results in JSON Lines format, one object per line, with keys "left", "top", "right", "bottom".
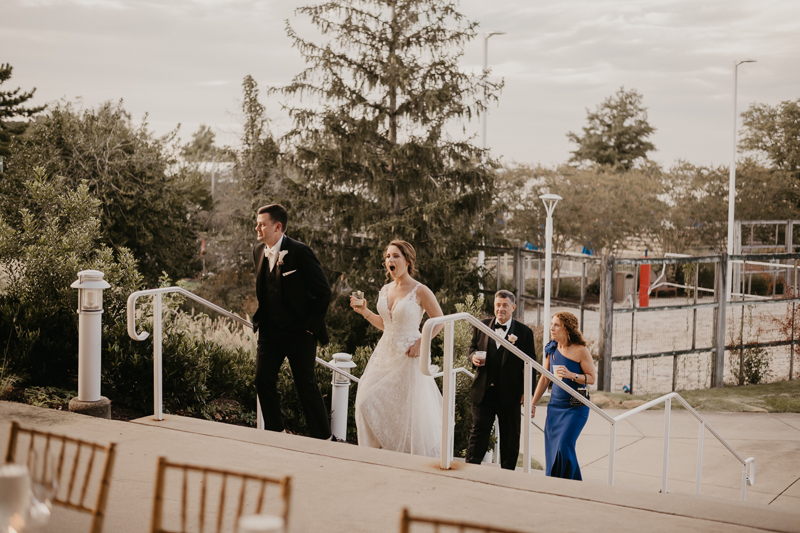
{"left": 355, "top": 283, "right": 443, "bottom": 457}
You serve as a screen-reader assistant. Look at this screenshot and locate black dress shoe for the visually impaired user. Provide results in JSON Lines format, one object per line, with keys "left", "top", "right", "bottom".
{"left": 326, "top": 435, "right": 345, "bottom": 443}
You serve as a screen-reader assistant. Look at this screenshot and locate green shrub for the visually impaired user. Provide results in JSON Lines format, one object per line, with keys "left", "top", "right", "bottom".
{"left": 729, "top": 345, "right": 770, "bottom": 386}
{"left": 104, "top": 290, "right": 257, "bottom": 419}
{"left": 0, "top": 168, "right": 143, "bottom": 385}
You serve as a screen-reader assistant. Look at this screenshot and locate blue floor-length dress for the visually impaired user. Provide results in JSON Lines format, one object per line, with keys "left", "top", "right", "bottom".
{"left": 545, "top": 346, "right": 589, "bottom": 480}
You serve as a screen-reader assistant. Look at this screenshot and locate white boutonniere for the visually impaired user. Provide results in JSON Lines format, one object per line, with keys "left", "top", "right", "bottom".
{"left": 277, "top": 250, "right": 289, "bottom": 267}
{"left": 508, "top": 334, "right": 518, "bottom": 345}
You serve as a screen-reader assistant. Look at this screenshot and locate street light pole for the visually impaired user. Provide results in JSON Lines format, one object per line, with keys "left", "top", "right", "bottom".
{"left": 540, "top": 194, "right": 562, "bottom": 353}
{"left": 481, "top": 31, "right": 505, "bottom": 155}
{"left": 726, "top": 59, "right": 756, "bottom": 301}
{"left": 477, "top": 31, "right": 505, "bottom": 289}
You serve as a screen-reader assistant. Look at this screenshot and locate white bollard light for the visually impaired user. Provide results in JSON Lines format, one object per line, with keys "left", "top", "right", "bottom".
{"left": 69, "top": 270, "right": 112, "bottom": 419}
{"left": 330, "top": 353, "right": 357, "bottom": 441}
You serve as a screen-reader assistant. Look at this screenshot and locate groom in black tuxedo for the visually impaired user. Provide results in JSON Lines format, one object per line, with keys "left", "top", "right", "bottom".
{"left": 253, "top": 204, "right": 332, "bottom": 440}
{"left": 466, "top": 290, "right": 537, "bottom": 470}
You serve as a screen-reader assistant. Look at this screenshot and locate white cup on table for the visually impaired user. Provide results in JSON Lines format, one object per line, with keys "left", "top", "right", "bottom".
{"left": 238, "top": 514, "right": 284, "bottom": 533}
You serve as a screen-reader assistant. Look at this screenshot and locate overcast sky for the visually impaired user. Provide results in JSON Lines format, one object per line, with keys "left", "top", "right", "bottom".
{"left": 3, "top": 0, "right": 799, "bottom": 168}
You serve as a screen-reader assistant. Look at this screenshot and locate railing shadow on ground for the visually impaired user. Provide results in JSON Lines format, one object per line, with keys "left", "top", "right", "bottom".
{"left": 127, "top": 288, "right": 755, "bottom": 501}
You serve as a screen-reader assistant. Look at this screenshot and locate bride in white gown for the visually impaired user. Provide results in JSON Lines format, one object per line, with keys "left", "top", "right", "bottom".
{"left": 350, "top": 240, "right": 444, "bottom": 457}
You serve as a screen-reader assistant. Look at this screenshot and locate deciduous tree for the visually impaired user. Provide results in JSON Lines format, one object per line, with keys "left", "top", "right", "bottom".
{"left": 3, "top": 101, "right": 209, "bottom": 284}
{"left": 739, "top": 99, "right": 800, "bottom": 180}
{"left": 567, "top": 87, "right": 656, "bottom": 171}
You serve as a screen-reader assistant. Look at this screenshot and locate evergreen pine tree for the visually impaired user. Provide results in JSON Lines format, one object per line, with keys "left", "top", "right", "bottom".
{"left": 0, "top": 63, "right": 45, "bottom": 159}
{"left": 270, "top": 0, "right": 503, "bottom": 335}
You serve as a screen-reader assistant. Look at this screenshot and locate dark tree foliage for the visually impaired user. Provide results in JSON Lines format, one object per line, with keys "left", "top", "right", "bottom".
{"left": 740, "top": 99, "right": 800, "bottom": 180}
{"left": 567, "top": 87, "right": 656, "bottom": 171}
{"left": 0, "top": 63, "right": 45, "bottom": 158}
{"left": 181, "top": 124, "right": 233, "bottom": 162}
{"left": 268, "top": 0, "right": 502, "bottom": 347}
{"left": 3, "top": 101, "right": 209, "bottom": 285}
{"left": 0, "top": 168, "right": 142, "bottom": 384}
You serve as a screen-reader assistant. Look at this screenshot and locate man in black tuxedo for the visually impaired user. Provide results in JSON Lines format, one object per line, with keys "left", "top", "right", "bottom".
{"left": 465, "top": 290, "right": 537, "bottom": 470}
{"left": 253, "top": 204, "right": 332, "bottom": 440}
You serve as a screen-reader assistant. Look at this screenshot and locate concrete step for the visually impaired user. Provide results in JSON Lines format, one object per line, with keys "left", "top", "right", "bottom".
{"left": 1, "top": 401, "right": 798, "bottom": 533}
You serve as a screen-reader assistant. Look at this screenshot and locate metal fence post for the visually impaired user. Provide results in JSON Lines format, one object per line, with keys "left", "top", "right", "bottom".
{"left": 598, "top": 255, "right": 615, "bottom": 391}
{"left": 712, "top": 254, "right": 728, "bottom": 388}
{"left": 514, "top": 247, "right": 525, "bottom": 320}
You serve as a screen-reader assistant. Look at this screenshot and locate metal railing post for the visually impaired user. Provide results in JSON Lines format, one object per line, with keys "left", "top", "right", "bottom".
{"left": 154, "top": 293, "right": 163, "bottom": 421}
{"left": 440, "top": 322, "right": 454, "bottom": 470}
{"left": 696, "top": 421, "right": 705, "bottom": 494}
{"left": 331, "top": 353, "right": 357, "bottom": 441}
{"left": 608, "top": 422, "right": 616, "bottom": 486}
{"left": 741, "top": 464, "right": 748, "bottom": 501}
{"left": 257, "top": 395, "right": 264, "bottom": 430}
{"left": 522, "top": 360, "right": 532, "bottom": 473}
{"left": 662, "top": 397, "right": 671, "bottom": 494}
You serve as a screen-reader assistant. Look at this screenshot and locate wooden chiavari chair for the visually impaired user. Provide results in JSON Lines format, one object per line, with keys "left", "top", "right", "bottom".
{"left": 400, "top": 508, "right": 529, "bottom": 533}
{"left": 151, "top": 456, "right": 291, "bottom": 533}
{"left": 4, "top": 420, "right": 117, "bottom": 533}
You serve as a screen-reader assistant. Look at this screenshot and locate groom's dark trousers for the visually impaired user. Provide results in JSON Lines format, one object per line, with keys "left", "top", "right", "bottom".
{"left": 253, "top": 235, "right": 332, "bottom": 439}
{"left": 465, "top": 317, "right": 536, "bottom": 470}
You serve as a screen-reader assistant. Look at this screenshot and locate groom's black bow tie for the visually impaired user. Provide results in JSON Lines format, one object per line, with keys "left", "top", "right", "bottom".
{"left": 494, "top": 323, "right": 508, "bottom": 332}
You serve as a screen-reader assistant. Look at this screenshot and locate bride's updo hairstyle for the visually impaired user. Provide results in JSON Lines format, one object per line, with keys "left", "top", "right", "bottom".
{"left": 384, "top": 240, "right": 418, "bottom": 282}
{"left": 554, "top": 311, "right": 587, "bottom": 347}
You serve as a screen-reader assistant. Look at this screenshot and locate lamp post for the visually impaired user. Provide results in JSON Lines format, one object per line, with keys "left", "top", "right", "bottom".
{"left": 540, "top": 194, "right": 562, "bottom": 353}
{"left": 477, "top": 31, "right": 505, "bottom": 287}
{"left": 69, "top": 269, "right": 112, "bottom": 419}
{"left": 481, "top": 31, "right": 506, "bottom": 156}
{"left": 726, "top": 59, "right": 756, "bottom": 301}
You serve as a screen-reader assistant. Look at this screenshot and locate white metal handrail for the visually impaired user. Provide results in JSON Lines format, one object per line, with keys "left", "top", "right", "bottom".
{"left": 127, "top": 287, "right": 252, "bottom": 421}
{"left": 127, "top": 287, "right": 363, "bottom": 426}
{"left": 419, "top": 312, "right": 756, "bottom": 500}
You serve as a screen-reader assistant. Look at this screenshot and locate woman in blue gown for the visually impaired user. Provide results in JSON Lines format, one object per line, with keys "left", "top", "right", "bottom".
{"left": 531, "top": 312, "right": 596, "bottom": 480}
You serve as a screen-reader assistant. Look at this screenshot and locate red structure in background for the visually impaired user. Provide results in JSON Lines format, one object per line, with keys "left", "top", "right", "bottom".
{"left": 639, "top": 263, "right": 650, "bottom": 307}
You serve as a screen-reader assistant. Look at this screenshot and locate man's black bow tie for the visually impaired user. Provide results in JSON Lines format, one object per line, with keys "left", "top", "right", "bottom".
{"left": 494, "top": 324, "right": 508, "bottom": 331}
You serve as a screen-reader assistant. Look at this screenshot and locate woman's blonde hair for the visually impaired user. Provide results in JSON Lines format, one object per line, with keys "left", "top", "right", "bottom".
{"left": 384, "top": 240, "right": 418, "bottom": 282}
{"left": 554, "top": 311, "right": 587, "bottom": 346}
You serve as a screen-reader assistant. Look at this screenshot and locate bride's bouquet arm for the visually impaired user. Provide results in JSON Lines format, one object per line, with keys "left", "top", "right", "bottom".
{"left": 350, "top": 295, "right": 385, "bottom": 331}
{"left": 406, "top": 285, "right": 444, "bottom": 358}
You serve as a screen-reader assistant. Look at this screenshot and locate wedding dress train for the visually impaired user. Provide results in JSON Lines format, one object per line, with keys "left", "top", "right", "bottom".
{"left": 355, "top": 283, "right": 443, "bottom": 457}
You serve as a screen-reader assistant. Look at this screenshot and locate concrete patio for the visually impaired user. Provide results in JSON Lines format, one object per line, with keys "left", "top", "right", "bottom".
{"left": 1, "top": 400, "right": 799, "bottom": 532}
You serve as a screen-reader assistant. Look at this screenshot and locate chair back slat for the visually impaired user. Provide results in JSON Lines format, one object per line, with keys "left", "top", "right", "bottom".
{"left": 65, "top": 440, "right": 83, "bottom": 502}
{"left": 216, "top": 474, "right": 228, "bottom": 533}
{"left": 199, "top": 470, "right": 207, "bottom": 533}
{"left": 234, "top": 477, "right": 247, "bottom": 531}
{"left": 5, "top": 421, "right": 116, "bottom": 533}
{"left": 79, "top": 443, "right": 98, "bottom": 507}
{"left": 151, "top": 458, "right": 291, "bottom": 533}
{"left": 255, "top": 480, "right": 266, "bottom": 514}
{"left": 181, "top": 467, "right": 189, "bottom": 532}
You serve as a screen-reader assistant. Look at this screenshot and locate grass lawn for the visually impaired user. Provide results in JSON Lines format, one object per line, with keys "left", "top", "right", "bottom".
{"left": 589, "top": 379, "right": 800, "bottom": 413}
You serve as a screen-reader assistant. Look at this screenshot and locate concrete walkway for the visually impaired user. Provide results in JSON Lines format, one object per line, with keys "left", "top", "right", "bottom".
{"left": 524, "top": 408, "right": 800, "bottom": 510}
{"left": 1, "top": 401, "right": 799, "bottom": 532}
